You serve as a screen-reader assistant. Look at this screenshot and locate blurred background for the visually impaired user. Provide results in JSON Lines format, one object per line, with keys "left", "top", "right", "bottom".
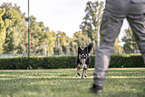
{"left": 0, "top": 0, "right": 140, "bottom": 58}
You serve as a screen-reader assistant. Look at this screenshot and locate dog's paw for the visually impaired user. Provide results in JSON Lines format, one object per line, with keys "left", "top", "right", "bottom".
{"left": 75, "top": 74, "right": 78, "bottom": 77}
{"left": 85, "top": 75, "right": 87, "bottom": 77}
{"left": 75, "top": 73, "right": 81, "bottom": 77}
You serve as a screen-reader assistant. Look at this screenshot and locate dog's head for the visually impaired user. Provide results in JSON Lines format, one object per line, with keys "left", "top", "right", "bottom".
{"left": 78, "top": 47, "right": 87, "bottom": 59}
{"left": 78, "top": 43, "right": 93, "bottom": 59}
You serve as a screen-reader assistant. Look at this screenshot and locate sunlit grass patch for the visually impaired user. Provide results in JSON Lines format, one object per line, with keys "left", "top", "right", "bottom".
{"left": 0, "top": 68, "right": 144, "bottom": 97}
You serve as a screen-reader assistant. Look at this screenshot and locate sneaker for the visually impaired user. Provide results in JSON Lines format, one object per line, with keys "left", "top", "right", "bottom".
{"left": 90, "top": 84, "right": 103, "bottom": 94}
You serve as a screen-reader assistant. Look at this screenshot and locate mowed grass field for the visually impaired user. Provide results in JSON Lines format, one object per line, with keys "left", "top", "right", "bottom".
{"left": 0, "top": 68, "right": 145, "bottom": 97}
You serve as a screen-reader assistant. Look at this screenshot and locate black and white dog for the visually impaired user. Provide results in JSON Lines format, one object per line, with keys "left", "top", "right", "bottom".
{"left": 75, "top": 43, "right": 93, "bottom": 78}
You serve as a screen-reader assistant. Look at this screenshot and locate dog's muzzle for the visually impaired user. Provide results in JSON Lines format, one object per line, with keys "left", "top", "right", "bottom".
{"left": 81, "top": 54, "right": 87, "bottom": 59}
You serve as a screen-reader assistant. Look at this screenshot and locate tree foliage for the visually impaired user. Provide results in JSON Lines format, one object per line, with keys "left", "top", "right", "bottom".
{"left": 113, "top": 38, "right": 123, "bottom": 54}
{"left": 80, "top": 1, "right": 104, "bottom": 42}
{"left": 0, "top": 2, "right": 125, "bottom": 56}
{"left": 73, "top": 31, "right": 91, "bottom": 47}
{"left": 79, "top": 1, "right": 104, "bottom": 54}
{"left": 0, "top": 8, "right": 9, "bottom": 53}
{"left": 122, "top": 28, "right": 138, "bottom": 53}
{"left": 1, "top": 3, "right": 26, "bottom": 54}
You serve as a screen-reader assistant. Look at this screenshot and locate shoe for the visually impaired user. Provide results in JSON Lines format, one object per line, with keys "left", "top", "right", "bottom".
{"left": 90, "top": 84, "right": 103, "bottom": 94}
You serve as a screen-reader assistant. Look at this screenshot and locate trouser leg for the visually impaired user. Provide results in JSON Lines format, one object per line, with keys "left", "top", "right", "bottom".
{"left": 129, "top": 19, "right": 145, "bottom": 64}
{"left": 127, "top": 2, "right": 145, "bottom": 64}
{"left": 93, "top": 11, "right": 125, "bottom": 85}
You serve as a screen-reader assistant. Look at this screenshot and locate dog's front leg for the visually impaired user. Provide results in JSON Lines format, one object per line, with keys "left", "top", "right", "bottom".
{"left": 84, "top": 64, "right": 88, "bottom": 77}
{"left": 75, "top": 64, "right": 81, "bottom": 77}
{"left": 84, "top": 67, "right": 88, "bottom": 77}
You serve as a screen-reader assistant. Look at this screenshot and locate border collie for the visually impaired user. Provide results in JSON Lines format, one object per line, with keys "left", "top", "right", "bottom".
{"left": 75, "top": 43, "right": 93, "bottom": 78}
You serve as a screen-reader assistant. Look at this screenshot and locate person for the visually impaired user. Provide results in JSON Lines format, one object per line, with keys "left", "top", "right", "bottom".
{"left": 90, "top": 0, "right": 145, "bottom": 94}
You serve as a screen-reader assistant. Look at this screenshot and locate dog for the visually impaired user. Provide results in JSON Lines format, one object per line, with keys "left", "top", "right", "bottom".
{"left": 75, "top": 43, "right": 93, "bottom": 78}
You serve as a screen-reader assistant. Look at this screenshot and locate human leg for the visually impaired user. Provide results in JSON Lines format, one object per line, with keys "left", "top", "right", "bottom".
{"left": 127, "top": 1, "right": 145, "bottom": 63}
{"left": 92, "top": 0, "right": 127, "bottom": 93}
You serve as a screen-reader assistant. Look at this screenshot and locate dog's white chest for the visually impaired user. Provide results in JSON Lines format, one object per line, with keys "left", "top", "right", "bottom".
{"left": 80, "top": 59, "right": 87, "bottom": 69}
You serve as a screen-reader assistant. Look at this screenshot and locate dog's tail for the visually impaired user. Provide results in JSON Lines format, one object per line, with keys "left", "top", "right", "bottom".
{"left": 88, "top": 43, "right": 94, "bottom": 53}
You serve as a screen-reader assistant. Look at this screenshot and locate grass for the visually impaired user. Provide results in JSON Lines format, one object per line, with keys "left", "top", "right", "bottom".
{"left": 0, "top": 68, "right": 145, "bottom": 97}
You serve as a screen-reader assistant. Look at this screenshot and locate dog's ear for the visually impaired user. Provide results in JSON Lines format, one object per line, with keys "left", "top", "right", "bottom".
{"left": 78, "top": 47, "right": 82, "bottom": 54}
{"left": 84, "top": 47, "right": 88, "bottom": 53}
{"left": 77, "top": 47, "right": 82, "bottom": 61}
{"left": 87, "top": 43, "right": 94, "bottom": 53}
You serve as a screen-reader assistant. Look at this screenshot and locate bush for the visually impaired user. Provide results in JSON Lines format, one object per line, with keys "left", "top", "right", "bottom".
{"left": 0, "top": 54, "right": 144, "bottom": 69}
{"left": 110, "top": 54, "right": 144, "bottom": 67}
{"left": 0, "top": 56, "right": 77, "bottom": 69}
{"left": 0, "top": 57, "right": 28, "bottom": 69}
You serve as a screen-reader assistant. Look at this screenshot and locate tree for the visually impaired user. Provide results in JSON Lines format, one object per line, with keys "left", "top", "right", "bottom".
{"left": 122, "top": 28, "right": 138, "bottom": 53}
{"left": 80, "top": 1, "right": 104, "bottom": 43}
{"left": 1, "top": 2, "right": 106, "bottom": 56}
{"left": 1, "top": 3, "right": 27, "bottom": 54}
{"left": 0, "top": 8, "right": 9, "bottom": 53}
{"left": 69, "top": 41, "right": 76, "bottom": 55}
{"left": 28, "top": 16, "right": 47, "bottom": 55}
{"left": 73, "top": 31, "right": 91, "bottom": 48}
{"left": 44, "top": 30, "right": 56, "bottom": 55}
{"left": 113, "top": 38, "right": 123, "bottom": 54}
{"left": 53, "top": 31, "right": 72, "bottom": 55}
{"left": 79, "top": 1, "right": 104, "bottom": 55}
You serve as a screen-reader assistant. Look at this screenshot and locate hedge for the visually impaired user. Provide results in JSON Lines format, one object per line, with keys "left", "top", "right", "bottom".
{"left": 0, "top": 54, "right": 144, "bottom": 69}
{"left": 110, "top": 54, "right": 144, "bottom": 67}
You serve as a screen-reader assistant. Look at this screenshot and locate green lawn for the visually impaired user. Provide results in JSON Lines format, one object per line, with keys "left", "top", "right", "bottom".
{"left": 0, "top": 68, "right": 145, "bottom": 97}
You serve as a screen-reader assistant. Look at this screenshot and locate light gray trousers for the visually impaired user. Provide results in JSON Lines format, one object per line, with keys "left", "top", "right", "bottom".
{"left": 94, "top": 0, "right": 145, "bottom": 85}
